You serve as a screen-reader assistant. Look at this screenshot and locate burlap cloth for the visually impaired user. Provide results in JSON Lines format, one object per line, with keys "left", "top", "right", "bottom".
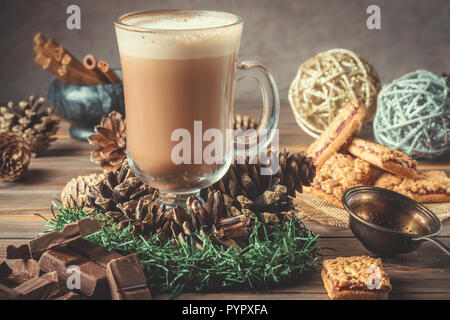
{"left": 294, "top": 192, "right": 450, "bottom": 228}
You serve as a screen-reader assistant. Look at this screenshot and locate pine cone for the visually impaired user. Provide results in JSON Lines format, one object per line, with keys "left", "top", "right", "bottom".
{"left": 85, "top": 159, "right": 158, "bottom": 224}
{"left": 88, "top": 111, "right": 126, "bottom": 171}
{"left": 233, "top": 114, "right": 258, "bottom": 131}
{"left": 184, "top": 192, "right": 253, "bottom": 249}
{"left": 275, "top": 150, "right": 316, "bottom": 196}
{"left": 202, "top": 150, "right": 315, "bottom": 222}
{"left": 61, "top": 173, "right": 105, "bottom": 208}
{"left": 0, "top": 96, "right": 60, "bottom": 155}
{"left": 0, "top": 132, "right": 32, "bottom": 182}
{"left": 83, "top": 159, "right": 252, "bottom": 247}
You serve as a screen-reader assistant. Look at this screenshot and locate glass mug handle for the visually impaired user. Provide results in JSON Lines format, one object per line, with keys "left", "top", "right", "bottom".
{"left": 234, "top": 61, "right": 280, "bottom": 157}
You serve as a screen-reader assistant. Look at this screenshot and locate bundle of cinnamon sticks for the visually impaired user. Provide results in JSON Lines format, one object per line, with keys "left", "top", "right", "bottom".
{"left": 33, "top": 33, "right": 121, "bottom": 85}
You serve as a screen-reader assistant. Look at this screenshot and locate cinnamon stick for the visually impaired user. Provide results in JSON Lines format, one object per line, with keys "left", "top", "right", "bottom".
{"left": 62, "top": 54, "right": 104, "bottom": 84}
{"left": 33, "top": 32, "right": 46, "bottom": 46}
{"left": 43, "top": 38, "right": 60, "bottom": 60}
{"left": 83, "top": 54, "right": 109, "bottom": 83}
{"left": 63, "top": 64, "right": 107, "bottom": 85}
{"left": 34, "top": 52, "right": 66, "bottom": 82}
{"left": 97, "top": 60, "right": 121, "bottom": 84}
{"left": 33, "top": 33, "right": 115, "bottom": 86}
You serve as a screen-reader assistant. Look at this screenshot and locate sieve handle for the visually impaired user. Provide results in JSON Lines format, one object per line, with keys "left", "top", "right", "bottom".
{"left": 414, "top": 237, "right": 450, "bottom": 257}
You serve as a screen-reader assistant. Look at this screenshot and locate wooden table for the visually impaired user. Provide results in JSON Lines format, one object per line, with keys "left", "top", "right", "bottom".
{"left": 1, "top": 105, "right": 449, "bottom": 300}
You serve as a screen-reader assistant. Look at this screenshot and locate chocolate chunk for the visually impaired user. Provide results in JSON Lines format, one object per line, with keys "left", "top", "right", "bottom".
{"left": 93, "top": 252, "right": 123, "bottom": 268}
{"left": 15, "top": 271, "right": 60, "bottom": 300}
{"left": 39, "top": 248, "right": 109, "bottom": 298}
{"left": 6, "top": 244, "right": 31, "bottom": 260}
{"left": 12, "top": 259, "right": 40, "bottom": 278}
{"left": 67, "top": 239, "right": 108, "bottom": 259}
{"left": 106, "top": 254, "right": 151, "bottom": 300}
{"left": 29, "top": 218, "right": 101, "bottom": 259}
{"left": 77, "top": 261, "right": 108, "bottom": 297}
{"left": 120, "top": 288, "right": 152, "bottom": 300}
{"left": 54, "top": 291, "right": 80, "bottom": 300}
{"left": 5, "top": 259, "right": 41, "bottom": 286}
{"left": 0, "top": 261, "right": 12, "bottom": 279}
{"left": 39, "top": 247, "right": 87, "bottom": 278}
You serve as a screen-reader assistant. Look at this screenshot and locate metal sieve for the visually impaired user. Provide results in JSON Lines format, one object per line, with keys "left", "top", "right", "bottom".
{"left": 342, "top": 186, "right": 450, "bottom": 257}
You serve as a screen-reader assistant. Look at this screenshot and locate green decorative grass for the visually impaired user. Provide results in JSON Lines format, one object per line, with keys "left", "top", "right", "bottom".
{"left": 40, "top": 201, "right": 320, "bottom": 298}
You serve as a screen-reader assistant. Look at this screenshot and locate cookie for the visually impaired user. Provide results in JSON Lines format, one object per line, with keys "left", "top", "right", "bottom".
{"left": 346, "top": 137, "right": 417, "bottom": 178}
{"left": 322, "top": 256, "right": 392, "bottom": 300}
{"left": 307, "top": 99, "right": 366, "bottom": 168}
{"left": 374, "top": 170, "right": 450, "bottom": 203}
{"left": 303, "top": 153, "right": 374, "bottom": 207}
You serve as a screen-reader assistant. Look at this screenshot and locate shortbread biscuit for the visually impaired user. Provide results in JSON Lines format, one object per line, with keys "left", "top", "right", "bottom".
{"left": 322, "top": 256, "right": 392, "bottom": 300}
{"left": 303, "top": 153, "right": 374, "bottom": 208}
{"left": 374, "top": 170, "right": 450, "bottom": 203}
{"left": 346, "top": 137, "right": 417, "bottom": 178}
{"left": 307, "top": 99, "right": 366, "bottom": 168}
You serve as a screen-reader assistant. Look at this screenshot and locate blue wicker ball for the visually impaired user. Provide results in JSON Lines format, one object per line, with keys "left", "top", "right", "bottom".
{"left": 374, "top": 70, "right": 450, "bottom": 159}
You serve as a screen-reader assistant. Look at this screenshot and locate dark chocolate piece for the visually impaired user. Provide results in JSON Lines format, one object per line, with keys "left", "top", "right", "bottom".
{"left": 39, "top": 247, "right": 110, "bottom": 298}
{"left": 0, "top": 261, "right": 12, "bottom": 279}
{"left": 14, "top": 271, "right": 60, "bottom": 300}
{"left": 54, "top": 291, "right": 80, "bottom": 300}
{"left": 6, "top": 260, "right": 40, "bottom": 286}
{"left": 38, "top": 247, "right": 87, "bottom": 278}
{"left": 67, "top": 239, "right": 108, "bottom": 259}
{"left": 93, "top": 252, "right": 123, "bottom": 268}
{"left": 12, "top": 259, "right": 40, "bottom": 278}
{"left": 106, "top": 254, "right": 151, "bottom": 300}
{"left": 6, "top": 244, "right": 31, "bottom": 260}
{"left": 78, "top": 261, "right": 109, "bottom": 297}
{"left": 29, "top": 218, "right": 101, "bottom": 259}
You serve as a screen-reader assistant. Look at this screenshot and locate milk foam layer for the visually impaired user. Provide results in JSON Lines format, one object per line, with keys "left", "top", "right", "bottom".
{"left": 115, "top": 12, "right": 242, "bottom": 59}
{"left": 126, "top": 13, "right": 237, "bottom": 30}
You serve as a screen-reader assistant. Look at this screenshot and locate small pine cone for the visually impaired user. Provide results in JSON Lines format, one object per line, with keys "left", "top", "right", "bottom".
{"left": 202, "top": 150, "right": 312, "bottom": 224}
{"left": 88, "top": 111, "right": 126, "bottom": 170}
{"left": 0, "top": 132, "right": 31, "bottom": 182}
{"left": 0, "top": 96, "right": 60, "bottom": 155}
{"left": 233, "top": 114, "right": 258, "bottom": 131}
{"left": 61, "top": 173, "right": 105, "bottom": 208}
{"left": 86, "top": 159, "right": 158, "bottom": 225}
{"left": 276, "top": 150, "right": 316, "bottom": 196}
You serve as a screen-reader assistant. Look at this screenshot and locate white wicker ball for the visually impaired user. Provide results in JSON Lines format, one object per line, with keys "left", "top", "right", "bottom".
{"left": 289, "top": 49, "right": 380, "bottom": 138}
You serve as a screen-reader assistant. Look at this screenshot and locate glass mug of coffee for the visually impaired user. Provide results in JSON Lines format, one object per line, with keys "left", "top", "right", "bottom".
{"left": 114, "top": 10, "right": 279, "bottom": 207}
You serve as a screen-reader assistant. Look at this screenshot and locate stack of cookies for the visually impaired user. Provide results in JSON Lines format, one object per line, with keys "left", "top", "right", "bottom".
{"left": 304, "top": 99, "right": 450, "bottom": 208}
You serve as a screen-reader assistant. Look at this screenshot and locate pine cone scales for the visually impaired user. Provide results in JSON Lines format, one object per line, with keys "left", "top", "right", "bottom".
{"left": 209, "top": 150, "right": 315, "bottom": 198}
{"left": 88, "top": 111, "right": 126, "bottom": 170}
{"left": 84, "top": 159, "right": 252, "bottom": 247}
{"left": 0, "top": 96, "right": 60, "bottom": 154}
{"left": 85, "top": 159, "right": 156, "bottom": 221}
{"left": 275, "top": 151, "right": 316, "bottom": 196}
{"left": 61, "top": 173, "right": 105, "bottom": 208}
{"left": 0, "top": 132, "right": 31, "bottom": 182}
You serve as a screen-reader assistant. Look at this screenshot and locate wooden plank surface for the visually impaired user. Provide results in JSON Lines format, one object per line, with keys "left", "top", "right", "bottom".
{"left": 0, "top": 104, "right": 449, "bottom": 300}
